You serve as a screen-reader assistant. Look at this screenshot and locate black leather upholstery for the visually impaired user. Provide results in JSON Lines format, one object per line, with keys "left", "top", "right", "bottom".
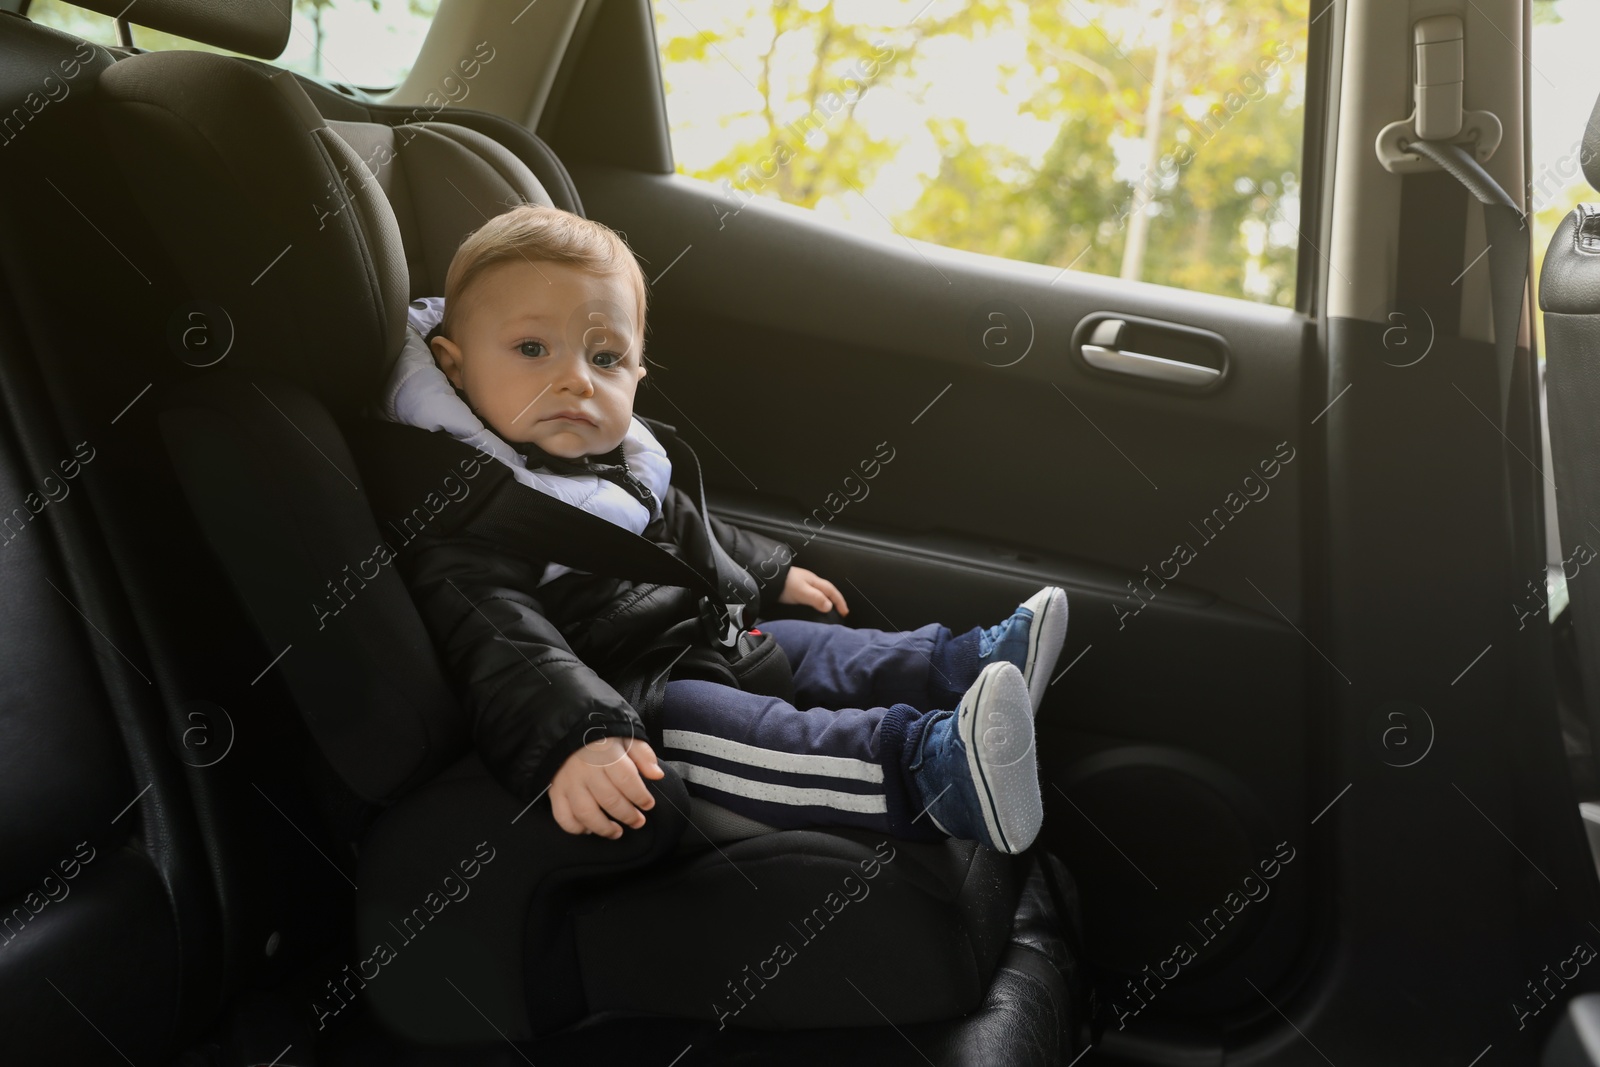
{"left": 1, "top": 14, "right": 379, "bottom": 1062}
{"left": 0, "top": 18, "right": 224, "bottom": 1062}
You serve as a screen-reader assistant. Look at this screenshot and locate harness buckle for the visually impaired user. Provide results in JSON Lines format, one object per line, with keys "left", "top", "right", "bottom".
{"left": 698, "top": 597, "right": 744, "bottom": 649}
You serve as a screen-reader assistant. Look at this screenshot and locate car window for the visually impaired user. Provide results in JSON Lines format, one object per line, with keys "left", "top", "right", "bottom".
{"left": 1531, "top": 0, "right": 1594, "bottom": 331}
{"left": 655, "top": 0, "right": 1309, "bottom": 308}
{"left": 22, "top": 0, "right": 119, "bottom": 45}
{"left": 26, "top": 0, "right": 439, "bottom": 90}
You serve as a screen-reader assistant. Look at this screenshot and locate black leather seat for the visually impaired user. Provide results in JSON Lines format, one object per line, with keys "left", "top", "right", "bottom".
{"left": 0, "top": 2, "right": 1092, "bottom": 1062}
{"left": 0, "top": 10, "right": 358, "bottom": 1064}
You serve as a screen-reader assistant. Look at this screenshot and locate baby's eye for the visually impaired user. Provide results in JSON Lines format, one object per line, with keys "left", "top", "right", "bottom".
{"left": 592, "top": 351, "right": 624, "bottom": 369}
{"left": 517, "top": 340, "right": 547, "bottom": 358}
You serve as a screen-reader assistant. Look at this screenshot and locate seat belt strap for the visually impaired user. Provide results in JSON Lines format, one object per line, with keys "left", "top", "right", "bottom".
{"left": 341, "top": 414, "right": 754, "bottom": 649}
{"left": 638, "top": 414, "right": 762, "bottom": 612}
{"left": 464, "top": 468, "right": 745, "bottom": 650}
{"left": 460, "top": 425, "right": 752, "bottom": 650}
{"left": 1407, "top": 138, "right": 1529, "bottom": 426}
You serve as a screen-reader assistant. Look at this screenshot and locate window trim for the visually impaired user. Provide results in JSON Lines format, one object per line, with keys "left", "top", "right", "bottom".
{"left": 1296, "top": 0, "right": 1339, "bottom": 319}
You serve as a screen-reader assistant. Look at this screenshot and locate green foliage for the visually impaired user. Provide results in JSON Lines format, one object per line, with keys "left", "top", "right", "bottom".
{"left": 659, "top": 0, "right": 1309, "bottom": 307}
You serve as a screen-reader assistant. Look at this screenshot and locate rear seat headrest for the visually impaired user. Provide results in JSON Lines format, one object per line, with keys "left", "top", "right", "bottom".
{"left": 99, "top": 51, "right": 409, "bottom": 413}
{"left": 73, "top": 0, "right": 291, "bottom": 59}
{"left": 1586, "top": 92, "right": 1600, "bottom": 193}
{"left": 326, "top": 119, "right": 554, "bottom": 299}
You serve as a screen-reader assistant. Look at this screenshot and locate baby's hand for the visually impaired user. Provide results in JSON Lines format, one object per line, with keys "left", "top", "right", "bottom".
{"left": 778, "top": 565, "right": 849, "bottom": 616}
{"left": 548, "top": 736, "right": 665, "bottom": 839}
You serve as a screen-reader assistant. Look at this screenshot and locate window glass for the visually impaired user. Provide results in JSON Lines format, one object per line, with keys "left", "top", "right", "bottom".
{"left": 27, "top": 0, "right": 439, "bottom": 89}
{"left": 655, "top": 0, "right": 1309, "bottom": 307}
{"left": 23, "top": 0, "right": 119, "bottom": 45}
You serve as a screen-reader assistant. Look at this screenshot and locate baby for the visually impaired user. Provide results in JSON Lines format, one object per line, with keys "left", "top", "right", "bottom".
{"left": 381, "top": 204, "right": 1068, "bottom": 853}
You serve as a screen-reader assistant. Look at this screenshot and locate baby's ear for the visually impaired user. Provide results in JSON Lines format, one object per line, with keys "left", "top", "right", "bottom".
{"left": 430, "top": 334, "right": 464, "bottom": 388}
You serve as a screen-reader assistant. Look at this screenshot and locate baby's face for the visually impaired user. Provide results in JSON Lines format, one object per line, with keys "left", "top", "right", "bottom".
{"left": 430, "top": 259, "right": 645, "bottom": 459}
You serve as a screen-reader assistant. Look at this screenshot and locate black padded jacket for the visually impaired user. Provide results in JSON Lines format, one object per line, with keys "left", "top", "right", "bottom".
{"left": 343, "top": 416, "right": 796, "bottom": 803}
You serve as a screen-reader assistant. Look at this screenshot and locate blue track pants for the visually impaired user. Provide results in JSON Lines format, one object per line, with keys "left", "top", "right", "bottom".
{"left": 656, "top": 618, "right": 984, "bottom": 839}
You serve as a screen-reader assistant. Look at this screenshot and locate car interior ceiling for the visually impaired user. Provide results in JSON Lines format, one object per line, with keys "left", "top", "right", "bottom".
{"left": 4, "top": 0, "right": 1600, "bottom": 1065}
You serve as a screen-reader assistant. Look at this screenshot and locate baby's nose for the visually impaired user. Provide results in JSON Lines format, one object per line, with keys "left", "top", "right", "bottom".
{"left": 556, "top": 355, "right": 594, "bottom": 390}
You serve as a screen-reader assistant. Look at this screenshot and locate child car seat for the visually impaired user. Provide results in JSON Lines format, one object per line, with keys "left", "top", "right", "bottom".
{"left": 64, "top": 7, "right": 1090, "bottom": 1061}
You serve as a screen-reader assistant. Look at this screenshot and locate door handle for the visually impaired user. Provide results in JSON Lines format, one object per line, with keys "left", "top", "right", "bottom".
{"left": 1077, "top": 317, "right": 1225, "bottom": 388}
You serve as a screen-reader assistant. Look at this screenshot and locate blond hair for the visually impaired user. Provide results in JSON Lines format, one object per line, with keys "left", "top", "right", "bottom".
{"left": 440, "top": 204, "right": 647, "bottom": 353}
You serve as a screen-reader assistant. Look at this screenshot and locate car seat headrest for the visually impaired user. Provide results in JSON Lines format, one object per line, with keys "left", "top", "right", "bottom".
{"left": 73, "top": 0, "right": 292, "bottom": 59}
{"left": 98, "top": 51, "right": 409, "bottom": 413}
{"left": 1584, "top": 92, "right": 1600, "bottom": 193}
{"left": 326, "top": 119, "right": 554, "bottom": 300}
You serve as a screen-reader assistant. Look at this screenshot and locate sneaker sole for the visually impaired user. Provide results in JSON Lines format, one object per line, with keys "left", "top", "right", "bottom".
{"left": 961, "top": 661, "right": 1042, "bottom": 853}
{"left": 1020, "top": 586, "right": 1068, "bottom": 712}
